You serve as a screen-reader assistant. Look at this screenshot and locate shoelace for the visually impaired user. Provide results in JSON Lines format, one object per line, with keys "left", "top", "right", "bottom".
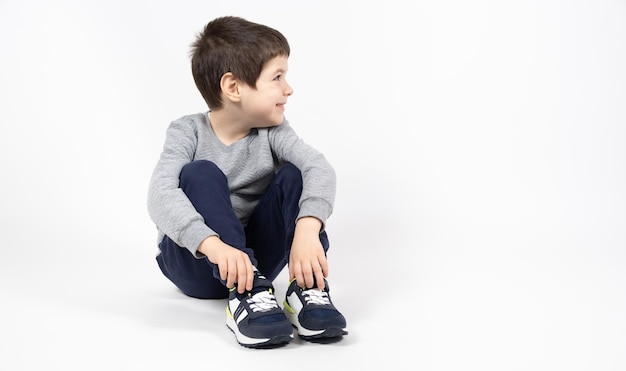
{"left": 302, "top": 288, "right": 331, "bottom": 305}
{"left": 247, "top": 290, "right": 279, "bottom": 312}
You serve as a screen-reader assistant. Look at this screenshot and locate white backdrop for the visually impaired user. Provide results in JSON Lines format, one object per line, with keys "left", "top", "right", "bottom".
{"left": 1, "top": 0, "right": 625, "bottom": 370}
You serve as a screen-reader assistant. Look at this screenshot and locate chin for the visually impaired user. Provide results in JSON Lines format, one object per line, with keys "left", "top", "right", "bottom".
{"left": 255, "top": 113, "right": 284, "bottom": 128}
{"left": 267, "top": 117, "right": 284, "bottom": 127}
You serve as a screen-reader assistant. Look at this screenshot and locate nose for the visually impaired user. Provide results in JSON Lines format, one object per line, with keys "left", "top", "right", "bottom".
{"left": 284, "top": 81, "right": 294, "bottom": 96}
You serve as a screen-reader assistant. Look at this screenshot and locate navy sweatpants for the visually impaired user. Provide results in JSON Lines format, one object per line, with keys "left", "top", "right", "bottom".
{"left": 156, "top": 160, "right": 329, "bottom": 299}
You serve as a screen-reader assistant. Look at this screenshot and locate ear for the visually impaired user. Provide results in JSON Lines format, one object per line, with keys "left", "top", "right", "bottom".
{"left": 220, "top": 72, "right": 241, "bottom": 103}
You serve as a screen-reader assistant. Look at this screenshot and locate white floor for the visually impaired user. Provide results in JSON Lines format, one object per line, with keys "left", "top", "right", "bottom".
{"left": 2, "top": 189, "right": 626, "bottom": 370}
{"left": 2, "top": 1, "right": 626, "bottom": 370}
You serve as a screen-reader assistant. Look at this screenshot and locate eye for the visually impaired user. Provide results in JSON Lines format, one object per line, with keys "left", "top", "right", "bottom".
{"left": 273, "top": 74, "right": 282, "bottom": 81}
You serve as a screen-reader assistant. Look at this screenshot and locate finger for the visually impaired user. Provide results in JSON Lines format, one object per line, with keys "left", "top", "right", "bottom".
{"left": 237, "top": 259, "right": 248, "bottom": 294}
{"left": 319, "top": 256, "right": 329, "bottom": 278}
{"left": 245, "top": 260, "right": 254, "bottom": 292}
{"left": 292, "top": 262, "right": 305, "bottom": 288}
{"left": 219, "top": 263, "right": 228, "bottom": 283}
{"left": 226, "top": 260, "right": 237, "bottom": 290}
{"left": 312, "top": 263, "right": 325, "bottom": 291}
{"left": 302, "top": 265, "right": 314, "bottom": 289}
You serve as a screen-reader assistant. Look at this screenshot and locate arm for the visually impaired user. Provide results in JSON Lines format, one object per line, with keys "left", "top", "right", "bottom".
{"left": 270, "top": 121, "right": 337, "bottom": 290}
{"left": 147, "top": 118, "right": 216, "bottom": 257}
{"left": 270, "top": 120, "right": 336, "bottom": 228}
{"left": 148, "top": 117, "right": 254, "bottom": 293}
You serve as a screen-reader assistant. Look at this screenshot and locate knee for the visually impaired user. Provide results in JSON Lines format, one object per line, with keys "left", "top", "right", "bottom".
{"left": 180, "top": 160, "right": 226, "bottom": 183}
{"left": 276, "top": 163, "right": 302, "bottom": 186}
{"left": 181, "top": 160, "right": 220, "bottom": 176}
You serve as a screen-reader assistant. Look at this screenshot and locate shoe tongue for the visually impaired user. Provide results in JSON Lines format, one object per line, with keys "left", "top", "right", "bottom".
{"left": 251, "top": 274, "right": 273, "bottom": 294}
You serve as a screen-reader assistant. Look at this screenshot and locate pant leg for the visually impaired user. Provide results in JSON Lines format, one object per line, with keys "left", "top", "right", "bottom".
{"left": 157, "top": 236, "right": 227, "bottom": 299}
{"left": 245, "top": 163, "right": 330, "bottom": 282}
{"left": 156, "top": 160, "right": 255, "bottom": 299}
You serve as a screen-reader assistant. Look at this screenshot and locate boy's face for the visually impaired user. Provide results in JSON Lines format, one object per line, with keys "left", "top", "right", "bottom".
{"left": 239, "top": 55, "right": 293, "bottom": 128}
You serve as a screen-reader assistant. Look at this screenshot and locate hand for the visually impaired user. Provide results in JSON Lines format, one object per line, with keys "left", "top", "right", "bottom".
{"left": 288, "top": 217, "right": 328, "bottom": 291}
{"left": 198, "top": 236, "right": 254, "bottom": 294}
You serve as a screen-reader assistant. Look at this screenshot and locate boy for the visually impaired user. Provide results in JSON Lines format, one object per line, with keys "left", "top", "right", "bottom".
{"left": 147, "top": 16, "right": 347, "bottom": 348}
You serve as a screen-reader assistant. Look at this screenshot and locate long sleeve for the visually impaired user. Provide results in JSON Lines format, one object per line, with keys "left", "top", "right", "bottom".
{"left": 147, "top": 117, "right": 216, "bottom": 257}
{"left": 269, "top": 122, "right": 336, "bottom": 230}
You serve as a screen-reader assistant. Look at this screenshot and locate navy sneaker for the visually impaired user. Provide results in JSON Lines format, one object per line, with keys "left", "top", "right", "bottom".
{"left": 226, "top": 273, "right": 294, "bottom": 348}
{"left": 283, "top": 278, "right": 348, "bottom": 341}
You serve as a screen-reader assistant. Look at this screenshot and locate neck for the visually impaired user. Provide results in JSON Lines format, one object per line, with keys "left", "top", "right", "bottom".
{"left": 208, "top": 109, "right": 251, "bottom": 146}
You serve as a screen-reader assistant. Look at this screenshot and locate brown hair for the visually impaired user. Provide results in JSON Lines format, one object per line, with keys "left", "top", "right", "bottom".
{"left": 190, "top": 16, "right": 291, "bottom": 110}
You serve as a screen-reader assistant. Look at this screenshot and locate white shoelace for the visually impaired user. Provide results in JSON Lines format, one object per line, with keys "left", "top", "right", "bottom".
{"left": 302, "top": 288, "right": 331, "bottom": 305}
{"left": 247, "top": 290, "right": 279, "bottom": 312}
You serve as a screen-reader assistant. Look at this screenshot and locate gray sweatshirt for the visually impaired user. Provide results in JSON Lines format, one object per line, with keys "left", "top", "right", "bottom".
{"left": 147, "top": 112, "right": 336, "bottom": 258}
